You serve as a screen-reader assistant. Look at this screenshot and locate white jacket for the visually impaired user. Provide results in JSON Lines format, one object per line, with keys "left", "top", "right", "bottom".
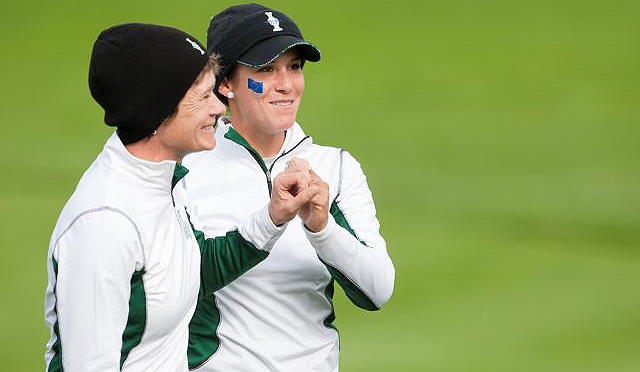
{"left": 182, "top": 122, "right": 395, "bottom": 372}
{"left": 44, "top": 133, "right": 284, "bottom": 372}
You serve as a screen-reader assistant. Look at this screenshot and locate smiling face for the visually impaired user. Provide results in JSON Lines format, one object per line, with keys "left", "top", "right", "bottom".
{"left": 156, "top": 70, "right": 225, "bottom": 160}
{"left": 219, "top": 50, "right": 305, "bottom": 147}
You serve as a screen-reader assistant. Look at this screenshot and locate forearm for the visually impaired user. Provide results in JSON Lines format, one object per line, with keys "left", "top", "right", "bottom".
{"left": 196, "top": 205, "right": 285, "bottom": 296}
{"left": 304, "top": 216, "right": 395, "bottom": 310}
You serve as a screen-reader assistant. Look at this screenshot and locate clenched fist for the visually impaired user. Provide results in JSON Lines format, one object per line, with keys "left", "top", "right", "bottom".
{"left": 268, "top": 158, "right": 321, "bottom": 226}
{"left": 297, "top": 169, "right": 329, "bottom": 232}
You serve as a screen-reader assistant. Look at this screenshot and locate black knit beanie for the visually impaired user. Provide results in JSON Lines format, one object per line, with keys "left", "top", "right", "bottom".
{"left": 89, "top": 23, "right": 209, "bottom": 145}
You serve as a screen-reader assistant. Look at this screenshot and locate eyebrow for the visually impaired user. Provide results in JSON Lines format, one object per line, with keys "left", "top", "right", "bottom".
{"left": 199, "top": 84, "right": 214, "bottom": 96}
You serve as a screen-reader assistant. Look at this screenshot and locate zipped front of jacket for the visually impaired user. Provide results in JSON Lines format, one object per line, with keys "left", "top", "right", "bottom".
{"left": 223, "top": 127, "right": 309, "bottom": 196}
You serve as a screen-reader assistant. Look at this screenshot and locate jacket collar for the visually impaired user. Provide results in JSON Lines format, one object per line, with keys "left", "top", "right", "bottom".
{"left": 102, "top": 132, "right": 187, "bottom": 191}
{"left": 221, "top": 121, "right": 312, "bottom": 159}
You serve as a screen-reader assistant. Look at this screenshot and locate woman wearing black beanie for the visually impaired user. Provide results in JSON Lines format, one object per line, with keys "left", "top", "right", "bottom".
{"left": 44, "top": 23, "right": 321, "bottom": 372}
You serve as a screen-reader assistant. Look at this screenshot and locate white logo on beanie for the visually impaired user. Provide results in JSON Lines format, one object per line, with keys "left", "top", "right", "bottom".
{"left": 185, "top": 38, "right": 205, "bottom": 55}
{"left": 265, "top": 12, "right": 283, "bottom": 32}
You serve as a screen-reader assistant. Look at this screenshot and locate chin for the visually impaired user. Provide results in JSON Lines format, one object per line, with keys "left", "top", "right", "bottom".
{"left": 196, "top": 136, "right": 216, "bottom": 151}
{"left": 201, "top": 140, "right": 216, "bottom": 150}
{"left": 276, "top": 116, "right": 296, "bottom": 131}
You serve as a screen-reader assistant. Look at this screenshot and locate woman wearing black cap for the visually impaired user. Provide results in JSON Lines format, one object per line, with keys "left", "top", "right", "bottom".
{"left": 183, "top": 4, "right": 396, "bottom": 371}
{"left": 44, "top": 23, "right": 319, "bottom": 372}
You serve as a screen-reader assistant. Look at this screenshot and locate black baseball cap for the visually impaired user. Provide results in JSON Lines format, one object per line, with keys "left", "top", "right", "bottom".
{"left": 207, "top": 3, "right": 321, "bottom": 103}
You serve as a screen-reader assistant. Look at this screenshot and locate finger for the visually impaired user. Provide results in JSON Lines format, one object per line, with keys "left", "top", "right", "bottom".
{"left": 280, "top": 162, "right": 312, "bottom": 182}
{"left": 307, "top": 169, "right": 328, "bottom": 184}
{"left": 275, "top": 170, "right": 310, "bottom": 190}
{"left": 308, "top": 185, "right": 329, "bottom": 207}
{"left": 275, "top": 172, "right": 311, "bottom": 199}
{"left": 286, "top": 157, "right": 311, "bottom": 171}
{"left": 284, "top": 164, "right": 311, "bottom": 178}
{"left": 291, "top": 170, "right": 312, "bottom": 192}
{"left": 309, "top": 178, "right": 329, "bottom": 197}
{"left": 289, "top": 183, "right": 322, "bottom": 210}
{"left": 288, "top": 174, "right": 309, "bottom": 196}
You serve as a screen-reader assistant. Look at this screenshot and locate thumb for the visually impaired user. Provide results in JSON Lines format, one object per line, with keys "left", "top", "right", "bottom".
{"left": 289, "top": 183, "right": 321, "bottom": 210}
{"left": 275, "top": 170, "right": 309, "bottom": 192}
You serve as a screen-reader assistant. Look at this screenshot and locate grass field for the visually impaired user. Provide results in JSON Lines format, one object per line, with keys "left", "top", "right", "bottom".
{"left": 1, "top": 0, "right": 639, "bottom": 370}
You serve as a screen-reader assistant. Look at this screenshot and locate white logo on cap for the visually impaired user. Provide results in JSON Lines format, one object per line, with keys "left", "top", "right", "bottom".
{"left": 265, "top": 12, "right": 283, "bottom": 32}
{"left": 186, "top": 38, "right": 205, "bottom": 55}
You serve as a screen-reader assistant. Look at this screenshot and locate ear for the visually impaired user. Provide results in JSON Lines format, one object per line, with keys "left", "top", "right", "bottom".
{"left": 217, "top": 77, "right": 233, "bottom": 97}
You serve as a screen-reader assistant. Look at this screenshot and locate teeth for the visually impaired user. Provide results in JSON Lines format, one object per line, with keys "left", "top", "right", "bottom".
{"left": 271, "top": 101, "right": 293, "bottom": 106}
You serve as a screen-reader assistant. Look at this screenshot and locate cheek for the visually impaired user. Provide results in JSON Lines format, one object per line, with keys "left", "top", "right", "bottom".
{"left": 237, "top": 92, "right": 264, "bottom": 114}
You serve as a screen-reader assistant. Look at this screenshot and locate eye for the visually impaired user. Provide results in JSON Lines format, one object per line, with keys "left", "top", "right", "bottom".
{"left": 257, "top": 65, "right": 273, "bottom": 73}
{"left": 290, "top": 61, "right": 302, "bottom": 70}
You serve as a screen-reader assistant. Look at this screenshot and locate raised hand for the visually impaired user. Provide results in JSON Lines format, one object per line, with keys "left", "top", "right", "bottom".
{"left": 297, "top": 169, "right": 329, "bottom": 232}
{"left": 268, "top": 158, "right": 320, "bottom": 226}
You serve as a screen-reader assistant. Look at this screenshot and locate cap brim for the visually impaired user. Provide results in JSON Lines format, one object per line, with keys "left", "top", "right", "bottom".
{"left": 237, "top": 35, "right": 321, "bottom": 67}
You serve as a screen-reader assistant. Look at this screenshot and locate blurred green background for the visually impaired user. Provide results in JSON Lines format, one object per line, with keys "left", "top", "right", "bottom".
{"left": 1, "top": 0, "right": 639, "bottom": 370}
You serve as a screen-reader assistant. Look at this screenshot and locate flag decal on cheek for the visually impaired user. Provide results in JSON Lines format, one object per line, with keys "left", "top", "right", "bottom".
{"left": 247, "top": 78, "right": 264, "bottom": 94}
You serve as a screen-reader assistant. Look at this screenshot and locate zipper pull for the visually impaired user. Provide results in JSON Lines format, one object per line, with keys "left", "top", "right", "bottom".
{"left": 266, "top": 170, "right": 271, "bottom": 180}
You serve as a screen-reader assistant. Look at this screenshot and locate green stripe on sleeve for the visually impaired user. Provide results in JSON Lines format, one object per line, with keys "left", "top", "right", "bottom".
{"left": 188, "top": 296, "right": 220, "bottom": 370}
{"left": 325, "top": 201, "right": 379, "bottom": 311}
{"left": 323, "top": 278, "right": 338, "bottom": 331}
{"left": 185, "top": 211, "right": 269, "bottom": 369}
{"left": 120, "top": 269, "right": 147, "bottom": 368}
{"left": 48, "top": 258, "right": 63, "bottom": 372}
{"left": 185, "top": 210, "right": 269, "bottom": 297}
{"left": 329, "top": 201, "right": 357, "bottom": 238}
{"left": 48, "top": 259, "right": 146, "bottom": 370}
{"left": 194, "top": 229, "right": 268, "bottom": 295}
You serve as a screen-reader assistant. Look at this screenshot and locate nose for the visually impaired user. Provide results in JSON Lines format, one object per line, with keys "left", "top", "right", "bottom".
{"left": 209, "top": 93, "right": 226, "bottom": 117}
{"left": 274, "top": 68, "right": 293, "bottom": 93}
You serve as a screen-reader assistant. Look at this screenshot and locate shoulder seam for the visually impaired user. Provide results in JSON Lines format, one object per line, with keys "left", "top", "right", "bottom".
{"left": 53, "top": 206, "right": 146, "bottom": 267}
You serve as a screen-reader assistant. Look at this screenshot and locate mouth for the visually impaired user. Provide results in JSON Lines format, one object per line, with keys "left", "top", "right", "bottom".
{"left": 200, "top": 123, "right": 215, "bottom": 132}
{"left": 201, "top": 116, "right": 220, "bottom": 132}
{"left": 269, "top": 99, "right": 295, "bottom": 107}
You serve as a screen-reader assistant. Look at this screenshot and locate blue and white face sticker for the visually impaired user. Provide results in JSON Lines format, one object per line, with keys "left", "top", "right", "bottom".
{"left": 265, "top": 12, "right": 283, "bottom": 32}
{"left": 247, "top": 78, "right": 263, "bottom": 94}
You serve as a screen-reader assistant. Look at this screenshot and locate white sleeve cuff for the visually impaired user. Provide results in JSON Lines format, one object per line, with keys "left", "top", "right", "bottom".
{"left": 238, "top": 204, "right": 287, "bottom": 252}
{"left": 302, "top": 216, "right": 337, "bottom": 245}
{"left": 303, "top": 217, "right": 350, "bottom": 266}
